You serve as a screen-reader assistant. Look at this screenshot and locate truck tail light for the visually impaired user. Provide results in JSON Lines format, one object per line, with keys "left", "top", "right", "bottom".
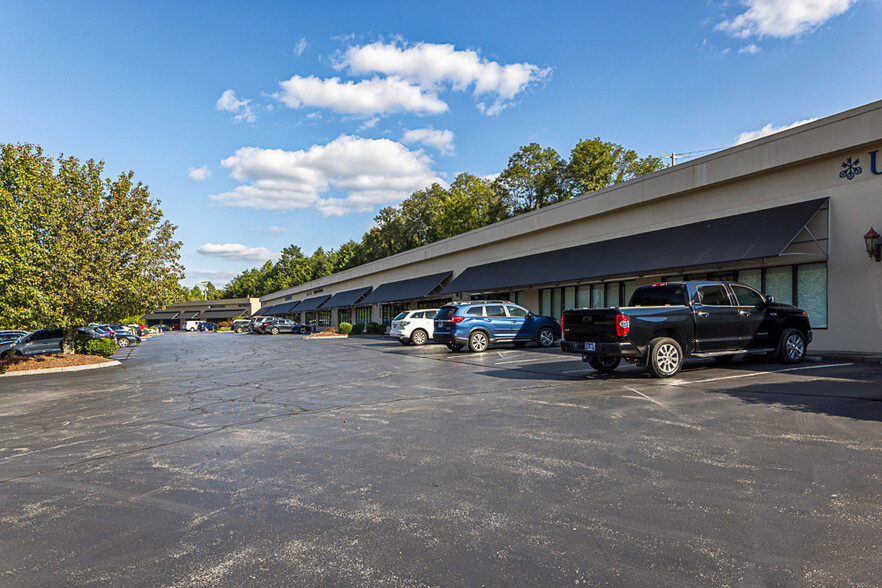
{"left": 616, "top": 314, "right": 630, "bottom": 337}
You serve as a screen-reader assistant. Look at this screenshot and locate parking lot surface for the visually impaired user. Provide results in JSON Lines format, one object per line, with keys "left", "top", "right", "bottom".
{"left": 1, "top": 332, "right": 881, "bottom": 586}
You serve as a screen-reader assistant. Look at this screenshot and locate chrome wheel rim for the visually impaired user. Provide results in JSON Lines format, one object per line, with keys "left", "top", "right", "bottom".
{"left": 785, "top": 333, "right": 804, "bottom": 360}
{"left": 412, "top": 331, "right": 426, "bottom": 345}
{"left": 471, "top": 333, "right": 488, "bottom": 351}
{"left": 656, "top": 343, "right": 680, "bottom": 375}
{"left": 538, "top": 329, "right": 554, "bottom": 346}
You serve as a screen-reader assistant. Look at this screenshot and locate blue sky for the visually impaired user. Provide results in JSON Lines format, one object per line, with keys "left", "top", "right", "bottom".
{"left": 2, "top": 0, "right": 880, "bottom": 288}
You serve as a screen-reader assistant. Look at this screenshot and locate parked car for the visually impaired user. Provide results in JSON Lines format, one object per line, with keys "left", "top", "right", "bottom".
{"left": 559, "top": 281, "right": 813, "bottom": 377}
{"left": 198, "top": 321, "right": 217, "bottom": 332}
{"left": 231, "top": 320, "right": 251, "bottom": 333}
{"left": 94, "top": 324, "right": 141, "bottom": 347}
{"left": 249, "top": 316, "right": 271, "bottom": 332}
{"left": 259, "top": 318, "right": 309, "bottom": 335}
{"left": 0, "top": 329, "right": 64, "bottom": 358}
{"left": 389, "top": 309, "right": 438, "bottom": 345}
{"left": 433, "top": 301, "right": 561, "bottom": 353}
{"left": 155, "top": 324, "right": 172, "bottom": 332}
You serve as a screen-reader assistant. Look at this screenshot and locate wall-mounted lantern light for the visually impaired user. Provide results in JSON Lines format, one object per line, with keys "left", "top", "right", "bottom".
{"left": 864, "top": 227, "right": 881, "bottom": 261}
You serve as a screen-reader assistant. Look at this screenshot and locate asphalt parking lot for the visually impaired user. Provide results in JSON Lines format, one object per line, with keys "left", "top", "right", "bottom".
{"left": 1, "top": 332, "right": 881, "bottom": 587}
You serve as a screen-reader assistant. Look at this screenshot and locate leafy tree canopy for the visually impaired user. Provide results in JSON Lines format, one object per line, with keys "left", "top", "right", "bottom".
{"left": 0, "top": 143, "right": 183, "bottom": 352}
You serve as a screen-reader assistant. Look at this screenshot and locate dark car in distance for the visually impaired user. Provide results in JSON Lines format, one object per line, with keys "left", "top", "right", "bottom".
{"left": 259, "top": 318, "right": 310, "bottom": 335}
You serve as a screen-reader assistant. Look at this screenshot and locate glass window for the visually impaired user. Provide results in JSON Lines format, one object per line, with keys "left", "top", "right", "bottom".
{"left": 622, "top": 280, "right": 637, "bottom": 305}
{"left": 506, "top": 305, "right": 528, "bottom": 318}
{"left": 338, "top": 309, "right": 352, "bottom": 324}
{"left": 797, "top": 263, "right": 827, "bottom": 328}
{"left": 605, "top": 282, "right": 620, "bottom": 307}
{"left": 424, "top": 311, "right": 437, "bottom": 319}
{"left": 737, "top": 268, "right": 762, "bottom": 291}
{"left": 485, "top": 305, "right": 506, "bottom": 317}
{"left": 355, "top": 307, "right": 372, "bottom": 324}
{"left": 710, "top": 271, "right": 735, "bottom": 282}
{"left": 511, "top": 291, "right": 524, "bottom": 306}
{"left": 411, "top": 311, "right": 424, "bottom": 319}
{"left": 466, "top": 306, "right": 484, "bottom": 316}
{"left": 696, "top": 285, "right": 732, "bottom": 306}
{"left": 731, "top": 285, "right": 764, "bottom": 307}
{"left": 630, "top": 285, "right": 689, "bottom": 307}
{"left": 563, "top": 287, "right": 576, "bottom": 312}
{"left": 591, "top": 284, "right": 604, "bottom": 308}
{"left": 576, "top": 286, "right": 591, "bottom": 308}
{"left": 393, "top": 312, "right": 408, "bottom": 321}
{"left": 764, "top": 266, "right": 793, "bottom": 305}
{"left": 435, "top": 307, "right": 457, "bottom": 320}
{"left": 552, "top": 289, "right": 562, "bottom": 321}
{"left": 663, "top": 275, "right": 684, "bottom": 283}
{"left": 540, "top": 289, "right": 551, "bottom": 316}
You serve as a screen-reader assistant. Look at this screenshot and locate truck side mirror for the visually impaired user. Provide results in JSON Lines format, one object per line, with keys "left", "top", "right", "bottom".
{"left": 764, "top": 295, "right": 775, "bottom": 306}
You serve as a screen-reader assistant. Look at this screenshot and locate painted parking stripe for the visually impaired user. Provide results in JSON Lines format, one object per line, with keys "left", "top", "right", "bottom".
{"left": 668, "top": 362, "right": 855, "bottom": 386}
{"left": 494, "top": 357, "right": 549, "bottom": 365}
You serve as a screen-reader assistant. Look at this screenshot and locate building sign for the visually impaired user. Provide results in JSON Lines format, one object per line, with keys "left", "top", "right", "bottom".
{"left": 842, "top": 150, "right": 882, "bottom": 180}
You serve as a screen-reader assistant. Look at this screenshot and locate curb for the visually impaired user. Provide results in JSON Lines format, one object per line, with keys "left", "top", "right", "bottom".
{"left": 0, "top": 360, "right": 120, "bottom": 378}
{"left": 809, "top": 352, "right": 882, "bottom": 364}
{"left": 304, "top": 335, "right": 350, "bottom": 340}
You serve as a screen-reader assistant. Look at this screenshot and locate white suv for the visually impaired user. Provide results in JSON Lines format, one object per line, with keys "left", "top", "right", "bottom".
{"left": 389, "top": 309, "right": 438, "bottom": 346}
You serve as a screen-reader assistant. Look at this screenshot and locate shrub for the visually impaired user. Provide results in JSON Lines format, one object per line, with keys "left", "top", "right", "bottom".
{"left": 367, "top": 322, "right": 386, "bottom": 334}
{"left": 218, "top": 321, "right": 231, "bottom": 329}
{"left": 75, "top": 335, "right": 118, "bottom": 357}
{"left": 339, "top": 322, "right": 353, "bottom": 335}
{"left": 352, "top": 322, "right": 364, "bottom": 334}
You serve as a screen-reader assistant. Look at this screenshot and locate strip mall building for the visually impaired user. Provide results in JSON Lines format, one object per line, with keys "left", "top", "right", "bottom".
{"left": 257, "top": 100, "right": 882, "bottom": 354}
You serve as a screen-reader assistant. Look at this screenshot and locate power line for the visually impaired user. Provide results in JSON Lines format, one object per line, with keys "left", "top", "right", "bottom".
{"left": 661, "top": 147, "right": 728, "bottom": 166}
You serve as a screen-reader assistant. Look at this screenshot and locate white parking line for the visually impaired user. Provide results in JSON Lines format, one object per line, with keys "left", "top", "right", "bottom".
{"left": 562, "top": 368, "right": 594, "bottom": 374}
{"left": 494, "top": 357, "right": 548, "bottom": 365}
{"left": 668, "top": 362, "right": 854, "bottom": 386}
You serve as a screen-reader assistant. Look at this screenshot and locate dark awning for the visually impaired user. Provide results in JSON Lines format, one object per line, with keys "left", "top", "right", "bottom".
{"left": 295, "top": 295, "right": 331, "bottom": 312}
{"left": 142, "top": 311, "right": 179, "bottom": 320}
{"left": 321, "top": 287, "right": 373, "bottom": 309}
{"left": 201, "top": 308, "right": 248, "bottom": 318}
{"left": 268, "top": 301, "right": 300, "bottom": 315}
{"left": 255, "top": 304, "right": 281, "bottom": 316}
{"left": 179, "top": 310, "right": 201, "bottom": 319}
{"left": 441, "top": 198, "right": 829, "bottom": 294}
{"left": 361, "top": 271, "right": 452, "bottom": 304}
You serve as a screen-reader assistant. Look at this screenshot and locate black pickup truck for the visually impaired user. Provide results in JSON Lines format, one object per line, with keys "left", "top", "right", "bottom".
{"left": 560, "top": 281, "right": 813, "bottom": 377}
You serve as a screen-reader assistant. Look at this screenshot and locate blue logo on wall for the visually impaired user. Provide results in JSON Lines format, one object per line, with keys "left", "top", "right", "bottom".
{"left": 840, "top": 157, "right": 862, "bottom": 180}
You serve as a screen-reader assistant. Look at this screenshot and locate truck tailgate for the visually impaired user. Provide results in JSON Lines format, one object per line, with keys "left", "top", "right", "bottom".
{"left": 562, "top": 309, "right": 622, "bottom": 342}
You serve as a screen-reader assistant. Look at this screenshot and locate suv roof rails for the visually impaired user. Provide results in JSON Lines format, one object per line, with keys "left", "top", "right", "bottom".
{"left": 446, "top": 300, "right": 511, "bottom": 305}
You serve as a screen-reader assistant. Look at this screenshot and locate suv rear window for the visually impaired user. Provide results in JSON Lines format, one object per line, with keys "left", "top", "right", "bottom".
{"left": 435, "top": 307, "right": 457, "bottom": 320}
{"left": 629, "top": 285, "right": 688, "bottom": 307}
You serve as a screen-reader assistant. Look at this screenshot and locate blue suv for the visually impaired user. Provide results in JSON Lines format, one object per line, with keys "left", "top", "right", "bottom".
{"left": 433, "top": 301, "right": 561, "bottom": 353}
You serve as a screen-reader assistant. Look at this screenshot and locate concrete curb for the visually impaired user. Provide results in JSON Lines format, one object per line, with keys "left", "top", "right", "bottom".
{"left": 304, "top": 334, "right": 350, "bottom": 340}
{"left": 809, "top": 352, "right": 882, "bottom": 364}
{"left": 0, "top": 360, "right": 120, "bottom": 378}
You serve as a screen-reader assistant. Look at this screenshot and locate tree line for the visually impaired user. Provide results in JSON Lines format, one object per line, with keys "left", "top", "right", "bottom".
{"left": 217, "top": 138, "right": 664, "bottom": 299}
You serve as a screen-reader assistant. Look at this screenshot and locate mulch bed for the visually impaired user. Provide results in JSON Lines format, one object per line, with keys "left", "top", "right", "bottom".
{"left": 305, "top": 328, "right": 349, "bottom": 338}
{"left": 0, "top": 353, "right": 113, "bottom": 374}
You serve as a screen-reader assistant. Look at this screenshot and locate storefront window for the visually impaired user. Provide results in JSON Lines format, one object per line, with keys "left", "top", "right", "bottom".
{"left": 355, "top": 306, "right": 372, "bottom": 325}
{"left": 540, "top": 288, "right": 551, "bottom": 316}
{"left": 338, "top": 309, "right": 352, "bottom": 325}
{"left": 382, "top": 303, "right": 407, "bottom": 325}
{"left": 564, "top": 287, "right": 576, "bottom": 312}
{"left": 591, "top": 284, "right": 604, "bottom": 308}
{"left": 737, "top": 268, "right": 762, "bottom": 291}
{"left": 764, "top": 266, "right": 793, "bottom": 305}
{"left": 317, "top": 310, "right": 331, "bottom": 328}
{"left": 797, "top": 263, "right": 827, "bottom": 328}
{"left": 605, "top": 282, "right": 620, "bottom": 307}
{"left": 576, "top": 286, "right": 591, "bottom": 308}
{"left": 622, "top": 280, "right": 637, "bottom": 305}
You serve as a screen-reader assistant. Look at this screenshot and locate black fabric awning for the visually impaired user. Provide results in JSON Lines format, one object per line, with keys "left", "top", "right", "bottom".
{"left": 441, "top": 198, "right": 829, "bottom": 294}
{"left": 201, "top": 308, "right": 248, "bottom": 318}
{"left": 255, "top": 305, "right": 280, "bottom": 316}
{"left": 268, "top": 301, "right": 300, "bottom": 315}
{"left": 321, "top": 286, "right": 373, "bottom": 309}
{"left": 295, "top": 295, "right": 331, "bottom": 312}
{"left": 361, "top": 271, "right": 452, "bottom": 304}
{"left": 142, "top": 311, "right": 179, "bottom": 320}
{"left": 179, "top": 311, "right": 201, "bottom": 319}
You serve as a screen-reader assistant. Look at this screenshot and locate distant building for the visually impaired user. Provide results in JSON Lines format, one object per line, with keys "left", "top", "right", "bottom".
{"left": 142, "top": 298, "right": 260, "bottom": 329}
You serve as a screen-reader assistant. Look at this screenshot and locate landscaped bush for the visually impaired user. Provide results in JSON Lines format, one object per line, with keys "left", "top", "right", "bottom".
{"left": 74, "top": 334, "right": 118, "bottom": 357}
{"left": 367, "top": 322, "right": 386, "bottom": 334}
{"left": 339, "top": 322, "right": 353, "bottom": 335}
{"left": 218, "top": 321, "right": 231, "bottom": 329}
{"left": 352, "top": 322, "right": 364, "bottom": 334}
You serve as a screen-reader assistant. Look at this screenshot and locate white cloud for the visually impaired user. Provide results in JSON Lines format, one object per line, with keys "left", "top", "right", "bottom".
{"left": 402, "top": 127, "right": 455, "bottom": 156}
{"left": 276, "top": 75, "right": 448, "bottom": 115}
{"left": 733, "top": 117, "right": 818, "bottom": 144}
{"left": 336, "top": 41, "right": 552, "bottom": 115}
{"left": 717, "top": 0, "right": 856, "bottom": 39}
{"left": 216, "top": 89, "right": 256, "bottom": 123}
{"left": 187, "top": 165, "right": 212, "bottom": 181}
{"left": 293, "top": 37, "right": 308, "bottom": 57}
{"left": 738, "top": 43, "right": 762, "bottom": 54}
{"left": 249, "top": 226, "right": 287, "bottom": 235}
{"left": 197, "top": 243, "right": 281, "bottom": 262}
{"left": 211, "top": 135, "right": 444, "bottom": 216}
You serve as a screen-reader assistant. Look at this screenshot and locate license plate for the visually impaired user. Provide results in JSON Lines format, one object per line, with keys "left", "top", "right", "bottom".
{"left": 583, "top": 342, "right": 595, "bottom": 352}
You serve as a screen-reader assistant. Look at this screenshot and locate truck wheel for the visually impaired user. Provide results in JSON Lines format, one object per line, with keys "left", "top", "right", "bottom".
{"left": 446, "top": 343, "right": 464, "bottom": 352}
{"left": 588, "top": 356, "right": 620, "bottom": 373}
{"left": 410, "top": 329, "right": 428, "bottom": 346}
{"left": 778, "top": 328, "right": 806, "bottom": 364}
{"left": 648, "top": 337, "right": 683, "bottom": 378}
{"left": 468, "top": 330, "right": 489, "bottom": 353}
{"left": 536, "top": 327, "right": 555, "bottom": 348}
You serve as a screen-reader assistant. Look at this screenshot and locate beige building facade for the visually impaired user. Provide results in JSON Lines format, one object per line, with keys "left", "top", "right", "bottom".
{"left": 260, "top": 100, "right": 882, "bottom": 354}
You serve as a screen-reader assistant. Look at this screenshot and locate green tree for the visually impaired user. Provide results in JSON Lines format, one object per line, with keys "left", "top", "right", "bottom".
{"left": 332, "top": 240, "right": 360, "bottom": 273}
{"left": 436, "top": 173, "right": 509, "bottom": 239}
{"left": 205, "top": 281, "right": 222, "bottom": 299}
{"left": 497, "top": 143, "right": 570, "bottom": 213}
{"left": 223, "top": 261, "right": 274, "bottom": 298}
{"left": 567, "top": 137, "right": 664, "bottom": 195}
{"left": 0, "top": 143, "right": 183, "bottom": 353}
